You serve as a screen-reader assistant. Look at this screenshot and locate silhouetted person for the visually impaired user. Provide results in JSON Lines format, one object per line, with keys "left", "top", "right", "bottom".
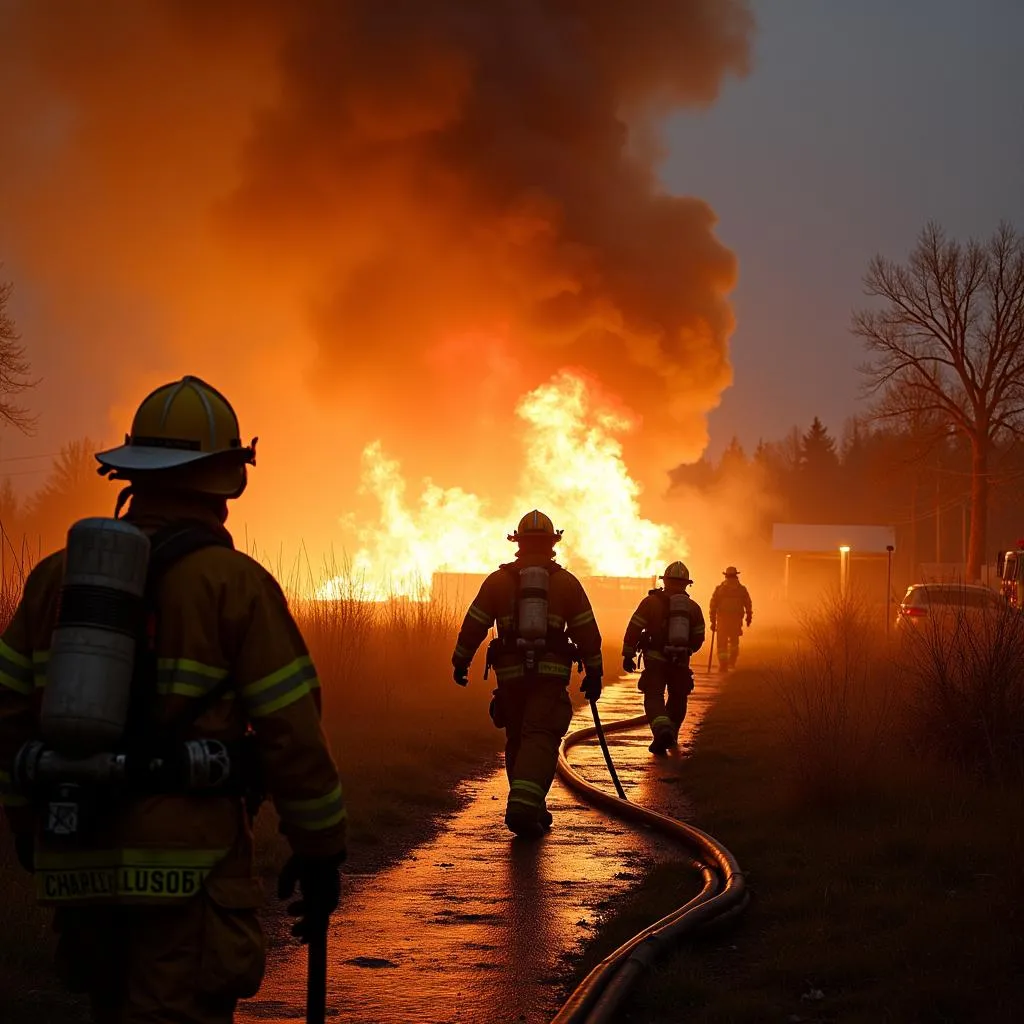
{"left": 622, "top": 562, "right": 705, "bottom": 754}
{"left": 709, "top": 565, "right": 753, "bottom": 672}
{"left": 452, "top": 510, "right": 602, "bottom": 838}
{"left": 0, "top": 376, "right": 346, "bottom": 1023}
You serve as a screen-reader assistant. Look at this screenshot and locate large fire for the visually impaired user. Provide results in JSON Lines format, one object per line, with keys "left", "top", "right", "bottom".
{"left": 318, "top": 371, "right": 685, "bottom": 601}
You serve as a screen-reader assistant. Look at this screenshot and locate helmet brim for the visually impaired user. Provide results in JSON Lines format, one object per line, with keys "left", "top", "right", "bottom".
{"left": 95, "top": 444, "right": 219, "bottom": 473}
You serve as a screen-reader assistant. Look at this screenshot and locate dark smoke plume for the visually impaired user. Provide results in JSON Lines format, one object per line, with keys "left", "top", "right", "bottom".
{"left": 0, "top": 0, "right": 751, "bottom": 541}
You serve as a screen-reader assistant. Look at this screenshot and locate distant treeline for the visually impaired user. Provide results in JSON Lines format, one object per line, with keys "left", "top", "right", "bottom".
{"left": 672, "top": 416, "right": 1024, "bottom": 582}
{"left": 0, "top": 439, "right": 111, "bottom": 567}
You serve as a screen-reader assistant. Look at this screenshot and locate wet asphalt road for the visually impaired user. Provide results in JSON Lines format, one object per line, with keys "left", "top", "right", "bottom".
{"left": 238, "top": 668, "right": 719, "bottom": 1024}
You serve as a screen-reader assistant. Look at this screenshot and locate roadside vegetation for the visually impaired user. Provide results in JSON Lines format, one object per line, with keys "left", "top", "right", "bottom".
{"left": 576, "top": 594, "right": 1024, "bottom": 1022}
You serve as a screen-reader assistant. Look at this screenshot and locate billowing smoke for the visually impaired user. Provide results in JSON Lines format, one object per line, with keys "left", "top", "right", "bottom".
{"left": 0, "top": 1, "right": 751, "bottom": 558}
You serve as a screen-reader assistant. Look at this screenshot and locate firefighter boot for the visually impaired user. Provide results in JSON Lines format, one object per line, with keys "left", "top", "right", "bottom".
{"left": 648, "top": 722, "right": 674, "bottom": 755}
{"left": 505, "top": 804, "right": 544, "bottom": 839}
{"left": 539, "top": 805, "right": 553, "bottom": 831}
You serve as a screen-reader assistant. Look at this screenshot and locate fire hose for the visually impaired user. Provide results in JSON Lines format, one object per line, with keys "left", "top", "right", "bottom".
{"left": 549, "top": 710, "right": 748, "bottom": 1024}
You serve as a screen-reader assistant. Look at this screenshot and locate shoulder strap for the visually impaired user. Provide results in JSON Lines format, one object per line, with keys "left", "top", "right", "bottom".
{"left": 130, "top": 523, "right": 235, "bottom": 743}
{"left": 145, "top": 522, "right": 234, "bottom": 596}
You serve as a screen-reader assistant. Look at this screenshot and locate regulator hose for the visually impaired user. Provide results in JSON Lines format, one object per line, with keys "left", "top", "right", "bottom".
{"left": 549, "top": 713, "right": 748, "bottom": 1024}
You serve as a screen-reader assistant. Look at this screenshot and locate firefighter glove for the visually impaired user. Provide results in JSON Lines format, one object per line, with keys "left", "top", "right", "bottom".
{"left": 14, "top": 833, "right": 33, "bottom": 874}
{"left": 622, "top": 655, "right": 637, "bottom": 674}
{"left": 746, "top": 615, "right": 752, "bottom": 627}
{"left": 581, "top": 673, "right": 603, "bottom": 702}
{"left": 453, "top": 664, "right": 469, "bottom": 687}
{"left": 277, "top": 852, "right": 345, "bottom": 943}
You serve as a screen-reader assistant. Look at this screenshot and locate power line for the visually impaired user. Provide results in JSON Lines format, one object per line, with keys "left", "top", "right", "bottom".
{"left": 0, "top": 451, "right": 62, "bottom": 464}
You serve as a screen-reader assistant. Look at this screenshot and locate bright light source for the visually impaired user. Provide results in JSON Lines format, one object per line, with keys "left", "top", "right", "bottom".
{"left": 839, "top": 545, "right": 851, "bottom": 553}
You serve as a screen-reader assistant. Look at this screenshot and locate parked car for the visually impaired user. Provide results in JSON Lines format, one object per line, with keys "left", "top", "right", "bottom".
{"left": 895, "top": 582, "right": 1006, "bottom": 634}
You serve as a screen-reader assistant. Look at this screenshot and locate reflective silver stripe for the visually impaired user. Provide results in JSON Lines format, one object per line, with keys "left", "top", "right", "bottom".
{"left": 242, "top": 656, "right": 319, "bottom": 716}
{"left": 569, "top": 610, "right": 595, "bottom": 628}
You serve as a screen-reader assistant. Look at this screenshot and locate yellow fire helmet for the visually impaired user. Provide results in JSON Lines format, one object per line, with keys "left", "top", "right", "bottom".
{"left": 661, "top": 561, "right": 693, "bottom": 586}
{"left": 507, "top": 509, "right": 564, "bottom": 544}
{"left": 96, "top": 375, "right": 257, "bottom": 498}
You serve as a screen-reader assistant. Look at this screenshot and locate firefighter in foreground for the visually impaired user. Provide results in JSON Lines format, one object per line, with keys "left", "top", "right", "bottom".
{"left": 622, "top": 562, "right": 706, "bottom": 754}
{"left": 452, "top": 511, "right": 603, "bottom": 838}
{"left": 0, "top": 376, "right": 346, "bottom": 1023}
{"left": 709, "top": 565, "right": 753, "bottom": 672}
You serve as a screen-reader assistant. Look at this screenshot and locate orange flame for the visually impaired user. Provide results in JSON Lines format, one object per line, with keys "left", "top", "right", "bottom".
{"left": 318, "top": 371, "right": 685, "bottom": 600}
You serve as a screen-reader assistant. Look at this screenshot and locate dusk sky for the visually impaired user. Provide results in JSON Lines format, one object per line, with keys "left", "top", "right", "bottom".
{"left": 665, "top": 0, "right": 1024, "bottom": 460}
{"left": 1, "top": 0, "right": 1023, "bottom": 506}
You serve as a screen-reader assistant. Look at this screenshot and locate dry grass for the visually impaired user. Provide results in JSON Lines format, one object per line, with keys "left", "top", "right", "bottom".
{"left": 771, "top": 587, "right": 900, "bottom": 808}
{"left": 894, "top": 599, "right": 1024, "bottom": 783}
{"left": 570, "top": 602, "right": 1024, "bottom": 1022}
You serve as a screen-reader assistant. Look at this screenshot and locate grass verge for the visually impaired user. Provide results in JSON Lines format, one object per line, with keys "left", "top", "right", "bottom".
{"left": 572, "top": 625, "right": 1024, "bottom": 1023}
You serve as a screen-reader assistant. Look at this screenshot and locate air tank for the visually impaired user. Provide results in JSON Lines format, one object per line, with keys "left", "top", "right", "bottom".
{"left": 665, "top": 593, "right": 691, "bottom": 649}
{"left": 517, "top": 566, "right": 550, "bottom": 642}
{"left": 40, "top": 518, "right": 150, "bottom": 756}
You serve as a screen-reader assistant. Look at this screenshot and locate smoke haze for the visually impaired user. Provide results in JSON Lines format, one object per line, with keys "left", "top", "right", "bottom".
{"left": 0, "top": 0, "right": 751, "bottom": 559}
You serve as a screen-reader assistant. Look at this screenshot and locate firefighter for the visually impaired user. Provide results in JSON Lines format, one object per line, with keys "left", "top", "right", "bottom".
{"left": 451, "top": 510, "right": 602, "bottom": 839}
{"left": 0, "top": 376, "right": 346, "bottom": 1024}
{"left": 622, "top": 562, "right": 706, "bottom": 754}
{"left": 709, "top": 565, "right": 753, "bottom": 672}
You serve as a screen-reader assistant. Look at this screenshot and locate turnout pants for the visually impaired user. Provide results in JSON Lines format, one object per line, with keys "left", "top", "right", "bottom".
{"left": 498, "top": 679, "right": 573, "bottom": 818}
{"left": 638, "top": 664, "right": 694, "bottom": 739}
{"left": 717, "top": 619, "right": 743, "bottom": 668}
{"left": 53, "top": 878, "right": 265, "bottom": 1024}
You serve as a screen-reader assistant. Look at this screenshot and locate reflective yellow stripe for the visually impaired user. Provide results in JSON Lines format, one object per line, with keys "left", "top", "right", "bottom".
{"left": 0, "top": 767, "right": 28, "bottom": 807}
{"left": 0, "top": 639, "right": 33, "bottom": 695}
{"left": 651, "top": 715, "right": 673, "bottom": 729}
{"left": 33, "top": 650, "right": 50, "bottom": 690}
{"left": 508, "top": 779, "right": 545, "bottom": 807}
{"left": 585, "top": 654, "right": 603, "bottom": 669}
{"left": 494, "top": 664, "right": 524, "bottom": 682}
{"left": 537, "top": 660, "right": 571, "bottom": 678}
{"left": 629, "top": 614, "right": 646, "bottom": 628}
{"left": 467, "top": 604, "right": 491, "bottom": 626}
{"left": 156, "top": 658, "right": 230, "bottom": 699}
{"left": 547, "top": 614, "right": 565, "bottom": 629}
{"left": 35, "top": 846, "right": 228, "bottom": 902}
{"left": 276, "top": 784, "right": 347, "bottom": 832}
{"left": 241, "top": 656, "right": 318, "bottom": 716}
{"left": 569, "top": 610, "right": 595, "bottom": 628}
{"left": 453, "top": 644, "right": 473, "bottom": 661}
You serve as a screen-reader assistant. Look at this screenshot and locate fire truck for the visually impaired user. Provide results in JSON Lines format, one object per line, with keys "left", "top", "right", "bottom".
{"left": 996, "top": 542, "right": 1024, "bottom": 608}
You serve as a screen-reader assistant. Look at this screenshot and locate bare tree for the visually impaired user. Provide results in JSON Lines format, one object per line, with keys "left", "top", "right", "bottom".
{"left": 853, "top": 222, "right": 1024, "bottom": 581}
{"left": 0, "top": 275, "right": 36, "bottom": 432}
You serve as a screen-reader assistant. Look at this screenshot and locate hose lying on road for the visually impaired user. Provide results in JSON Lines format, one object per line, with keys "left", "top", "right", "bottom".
{"left": 550, "top": 713, "right": 748, "bottom": 1024}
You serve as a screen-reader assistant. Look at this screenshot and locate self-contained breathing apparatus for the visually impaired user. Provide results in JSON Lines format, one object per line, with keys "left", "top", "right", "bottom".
{"left": 632, "top": 588, "right": 694, "bottom": 671}
{"left": 483, "top": 563, "right": 583, "bottom": 682}
{"left": 12, "top": 517, "right": 264, "bottom": 843}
